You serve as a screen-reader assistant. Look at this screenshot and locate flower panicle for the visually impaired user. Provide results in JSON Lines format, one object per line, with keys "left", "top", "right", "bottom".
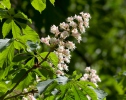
{"left": 40, "top": 12, "right": 91, "bottom": 76}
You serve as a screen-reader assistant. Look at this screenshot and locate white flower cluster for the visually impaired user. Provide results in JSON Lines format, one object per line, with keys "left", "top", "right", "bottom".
{"left": 80, "top": 67, "right": 101, "bottom": 87}
{"left": 41, "top": 12, "right": 91, "bottom": 76}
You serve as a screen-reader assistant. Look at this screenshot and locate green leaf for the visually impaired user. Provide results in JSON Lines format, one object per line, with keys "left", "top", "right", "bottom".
{"left": 12, "top": 20, "right": 21, "bottom": 38}
{"left": 48, "top": 52, "right": 59, "bottom": 67}
{"left": 18, "top": 72, "right": 33, "bottom": 90}
{"left": 50, "top": 0, "right": 55, "bottom": 5}
{"left": 30, "top": 0, "right": 46, "bottom": 13}
{"left": 0, "top": 82, "right": 8, "bottom": 96}
{"left": 45, "top": 81, "right": 57, "bottom": 95}
{"left": 71, "top": 84, "right": 88, "bottom": 100}
{"left": 58, "top": 84, "right": 69, "bottom": 99}
{"left": 72, "top": 71, "right": 82, "bottom": 80}
{"left": 17, "top": 22, "right": 39, "bottom": 42}
{"left": 27, "top": 40, "right": 40, "bottom": 52}
{"left": 0, "top": 39, "right": 10, "bottom": 52}
{"left": 0, "top": 63, "right": 13, "bottom": 80}
{"left": 2, "top": 0, "right": 11, "bottom": 9}
{"left": 12, "top": 69, "right": 27, "bottom": 83}
{"left": 77, "top": 82, "right": 97, "bottom": 100}
{"left": 2, "top": 18, "right": 12, "bottom": 38}
{"left": 39, "top": 52, "right": 59, "bottom": 67}
{"left": 25, "top": 57, "right": 35, "bottom": 68}
{"left": 37, "top": 79, "right": 54, "bottom": 94}
{"left": 44, "top": 96, "right": 55, "bottom": 100}
{"left": 13, "top": 53, "right": 31, "bottom": 62}
{"left": 14, "top": 40, "right": 26, "bottom": 50}
{"left": 14, "top": 12, "right": 32, "bottom": 23}
{"left": 0, "top": 8, "right": 8, "bottom": 20}
{"left": 0, "top": 41, "right": 14, "bottom": 68}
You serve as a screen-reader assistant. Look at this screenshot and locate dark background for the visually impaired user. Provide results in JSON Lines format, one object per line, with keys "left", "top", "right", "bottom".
{"left": 1, "top": 0, "right": 126, "bottom": 99}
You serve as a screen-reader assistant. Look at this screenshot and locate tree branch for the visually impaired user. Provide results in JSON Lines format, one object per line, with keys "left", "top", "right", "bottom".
{"left": 4, "top": 89, "right": 38, "bottom": 100}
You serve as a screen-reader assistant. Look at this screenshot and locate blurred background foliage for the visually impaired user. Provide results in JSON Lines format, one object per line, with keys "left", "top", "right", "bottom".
{"left": 1, "top": 0, "right": 126, "bottom": 99}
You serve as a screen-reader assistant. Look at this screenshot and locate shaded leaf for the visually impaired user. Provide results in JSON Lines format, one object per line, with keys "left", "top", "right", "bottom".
{"left": 13, "top": 53, "right": 31, "bottom": 62}
{"left": 0, "top": 8, "right": 8, "bottom": 20}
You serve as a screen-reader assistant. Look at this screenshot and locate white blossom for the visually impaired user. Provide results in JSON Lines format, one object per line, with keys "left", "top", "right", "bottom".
{"left": 60, "top": 31, "right": 69, "bottom": 39}
{"left": 59, "top": 22, "right": 69, "bottom": 30}
{"left": 40, "top": 35, "right": 50, "bottom": 46}
{"left": 41, "top": 12, "right": 91, "bottom": 75}
{"left": 65, "top": 41, "right": 76, "bottom": 50}
{"left": 22, "top": 97, "right": 28, "bottom": 100}
{"left": 66, "top": 16, "right": 74, "bottom": 22}
{"left": 69, "top": 21, "right": 77, "bottom": 28}
{"left": 50, "top": 25, "right": 60, "bottom": 36}
{"left": 56, "top": 70, "right": 64, "bottom": 76}
{"left": 85, "top": 67, "right": 91, "bottom": 72}
{"left": 74, "top": 15, "right": 83, "bottom": 22}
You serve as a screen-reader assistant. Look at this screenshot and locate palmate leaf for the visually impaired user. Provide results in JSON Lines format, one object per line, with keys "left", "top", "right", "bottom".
{"left": 30, "top": 0, "right": 46, "bottom": 13}
{"left": 14, "top": 12, "right": 32, "bottom": 23}
{"left": 71, "top": 84, "right": 88, "bottom": 100}
{"left": 77, "top": 81, "right": 97, "bottom": 100}
{"left": 2, "top": 18, "right": 12, "bottom": 38}
{"left": 17, "top": 22, "right": 39, "bottom": 42}
{"left": 0, "top": 41, "right": 14, "bottom": 68}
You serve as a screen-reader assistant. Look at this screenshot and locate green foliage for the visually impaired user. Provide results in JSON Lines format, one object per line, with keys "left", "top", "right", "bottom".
{"left": 0, "top": 0, "right": 108, "bottom": 100}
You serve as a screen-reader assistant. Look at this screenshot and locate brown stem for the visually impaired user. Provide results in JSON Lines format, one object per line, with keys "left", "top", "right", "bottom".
{"left": 4, "top": 89, "right": 38, "bottom": 100}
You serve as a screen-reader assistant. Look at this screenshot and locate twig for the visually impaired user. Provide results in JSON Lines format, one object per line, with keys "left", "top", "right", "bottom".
{"left": 4, "top": 89, "right": 38, "bottom": 100}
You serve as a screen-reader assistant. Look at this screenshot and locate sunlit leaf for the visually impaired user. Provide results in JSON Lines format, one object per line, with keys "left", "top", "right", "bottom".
{"left": 14, "top": 12, "right": 32, "bottom": 23}
{"left": 0, "top": 41, "right": 14, "bottom": 68}
{"left": 2, "top": 0, "right": 11, "bottom": 9}
{"left": 30, "top": 0, "right": 46, "bottom": 13}
{"left": 12, "top": 20, "right": 21, "bottom": 38}
{"left": 50, "top": 0, "right": 55, "bottom": 5}
{"left": 2, "top": 18, "right": 12, "bottom": 38}
{"left": 0, "top": 82, "right": 8, "bottom": 96}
